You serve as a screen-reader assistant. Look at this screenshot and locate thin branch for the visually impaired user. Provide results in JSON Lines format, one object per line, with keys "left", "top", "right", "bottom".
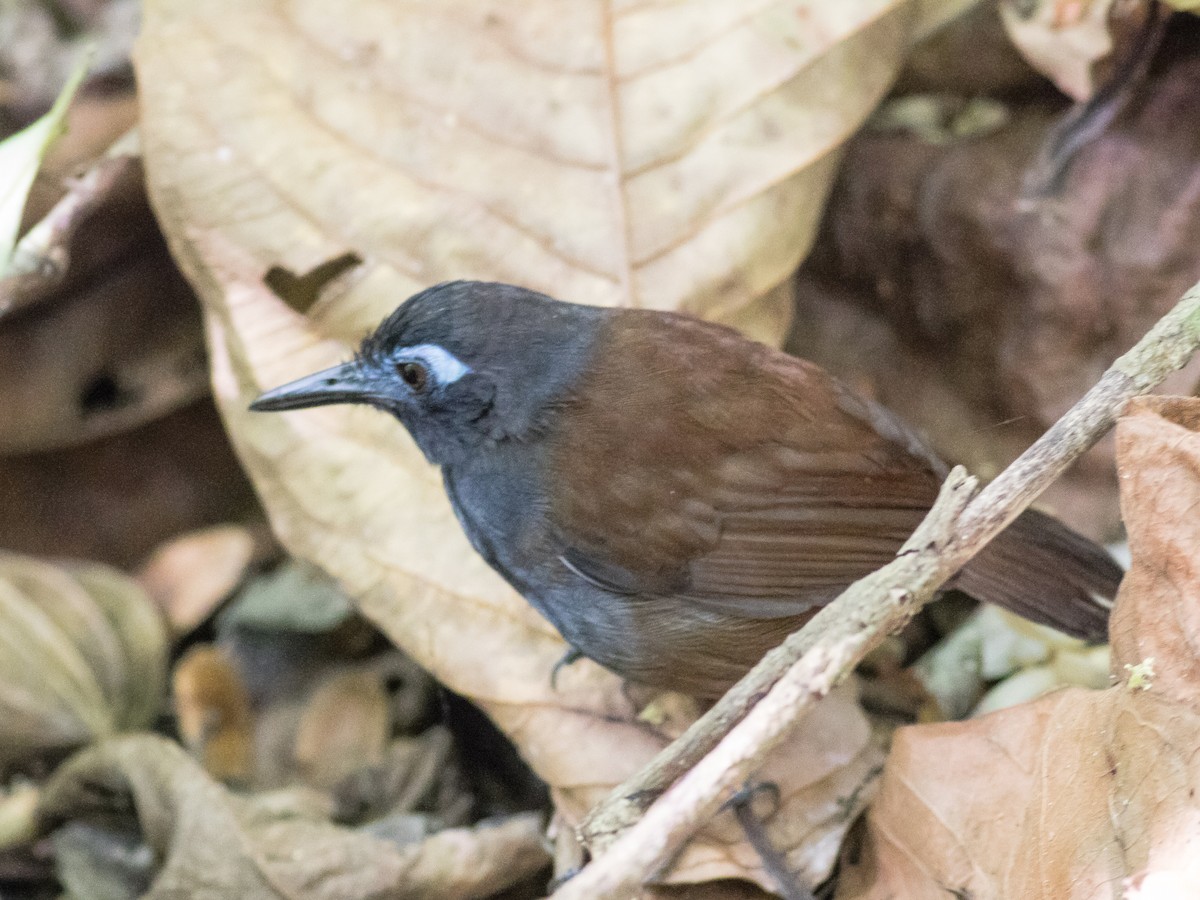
{"left": 0, "top": 129, "right": 140, "bottom": 321}
{"left": 564, "top": 280, "right": 1200, "bottom": 898}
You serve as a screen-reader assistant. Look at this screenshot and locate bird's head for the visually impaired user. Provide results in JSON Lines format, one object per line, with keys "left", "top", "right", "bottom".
{"left": 250, "top": 281, "right": 603, "bottom": 466}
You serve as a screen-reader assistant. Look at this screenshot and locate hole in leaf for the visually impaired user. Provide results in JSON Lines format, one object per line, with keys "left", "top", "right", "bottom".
{"left": 79, "top": 374, "right": 123, "bottom": 415}
{"left": 264, "top": 252, "right": 362, "bottom": 314}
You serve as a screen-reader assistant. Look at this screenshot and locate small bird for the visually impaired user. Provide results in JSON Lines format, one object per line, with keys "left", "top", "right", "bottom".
{"left": 252, "top": 281, "right": 1121, "bottom": 697}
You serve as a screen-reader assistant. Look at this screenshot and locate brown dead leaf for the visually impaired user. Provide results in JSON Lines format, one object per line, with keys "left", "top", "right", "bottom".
{"left": 135, "top": 0, "right": 968, "bottom": 890}
{"left": 136, "top": 524, "right": 264, "bottom": 639}
{"left": 293, "top": 670, "right": 390, "bottom": 791}
{"left": 0, "top": 554, "right": 167, "bottom": 767}
{"left": 837, "top": 396, "right": 1200, "bottom": 899}
{"left": 1109, "top": 395, "right": 1200, "bottom": 708}
{"left": 0, "top": 399, "right": 262, "bottom": 568}
{"left": 37, "top": 734, "right": 551, "bottom": 900}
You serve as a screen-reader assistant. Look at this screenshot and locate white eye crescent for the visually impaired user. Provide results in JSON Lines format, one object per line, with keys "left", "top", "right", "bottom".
{"left": 398, "top": 344, "right": 471, "bottom": 385}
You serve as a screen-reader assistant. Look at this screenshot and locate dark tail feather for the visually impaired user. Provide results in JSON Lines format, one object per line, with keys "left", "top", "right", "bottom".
{"left": 955, "top": 507, "right": 1122, "bottom": 643}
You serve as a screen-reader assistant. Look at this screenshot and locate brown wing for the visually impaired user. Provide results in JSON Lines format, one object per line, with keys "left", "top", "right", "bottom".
{"left": 547, "top": 311, "right": 944, "bottom": 618}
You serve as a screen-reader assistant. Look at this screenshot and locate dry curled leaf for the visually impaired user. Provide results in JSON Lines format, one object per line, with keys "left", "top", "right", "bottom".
{"left": 136, "top": 524, "right": 263, "bottom": 639}
{"left": 0, "top": 184, "right": 206, "bottom": 454}
{"left": 0, "top": 553, "right": 167, "bottom": 767}
{"left": 837, "top": 396, "right": 1200, "bottom": 899}
{"left": 134, "top": 0, "right": 972, "bottom": 890}
{"left": 999, "top": 0, "right": 1154, "bottom": 101}
{"left": 2, "top": 131, "right": 140, "bottom": 319}
{"left": 37, "top": 734, "right": 550, "bottom": 900}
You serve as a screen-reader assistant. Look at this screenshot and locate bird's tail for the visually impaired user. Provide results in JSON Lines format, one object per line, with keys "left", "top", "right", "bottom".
{"left": 955, "top": 507, "right": 1122, "bottom": 642}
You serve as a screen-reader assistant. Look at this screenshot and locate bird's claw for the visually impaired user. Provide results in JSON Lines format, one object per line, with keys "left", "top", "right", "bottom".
{"left": 550, "top": 647, "right": 585, "bottom": 689}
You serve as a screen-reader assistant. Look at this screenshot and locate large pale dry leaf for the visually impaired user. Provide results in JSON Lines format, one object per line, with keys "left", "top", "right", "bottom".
{"left": 135, "top": 0, "right": 970, "bottom": 889}
{"left": 0, "top": 554, "right": 167, "bottom": 766}
{"left": 38, "top": 734, "right": 551, "bottom": 900}
{"left": 837, "top": 396, "right": 1200, "bottom": 899}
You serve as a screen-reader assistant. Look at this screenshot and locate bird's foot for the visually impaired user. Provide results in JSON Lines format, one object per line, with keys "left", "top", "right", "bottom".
{"left": 550, "top": 646, "right": 585, "bottom": 689}
{"left": 724, "top": 780, "right": 814, "bottom": 900}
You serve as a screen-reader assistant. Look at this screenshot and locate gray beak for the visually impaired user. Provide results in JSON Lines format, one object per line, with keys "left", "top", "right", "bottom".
{"left": 249, "top": 361, "right": 376, "bottom": 412}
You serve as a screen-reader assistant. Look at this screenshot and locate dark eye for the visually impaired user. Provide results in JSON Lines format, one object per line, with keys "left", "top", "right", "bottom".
{"left": 396, "top": 361, "right": 428, "bottom": 392}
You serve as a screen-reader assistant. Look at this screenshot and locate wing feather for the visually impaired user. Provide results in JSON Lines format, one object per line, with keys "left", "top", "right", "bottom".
{"left": 548, "top": 312, "right": 943, "bottom": 619}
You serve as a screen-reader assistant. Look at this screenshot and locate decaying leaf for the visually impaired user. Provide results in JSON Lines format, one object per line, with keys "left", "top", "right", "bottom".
{"left": 134, "top": 0, "right": 972, "bottom": 889}
{"left": 37, "top": 734, "right": 550, "bottom": 900}
{"left": 0, "top": 553, "right": 167, "bottom": 767}
{"left": 837, "top": 396, "right": 1200, "bottom": 899}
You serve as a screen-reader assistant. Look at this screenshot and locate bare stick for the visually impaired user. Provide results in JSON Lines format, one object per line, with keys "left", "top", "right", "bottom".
{"left": 565, "top": 281, "right": 1200, "bottom": 897}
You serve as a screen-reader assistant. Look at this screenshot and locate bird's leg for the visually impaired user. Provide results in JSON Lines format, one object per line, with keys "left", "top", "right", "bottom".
{"left": 723, "top": 781, "right": 815, "bottom": 900}
{"left": 550, "top": 646, "right": 585, "bottom": 689}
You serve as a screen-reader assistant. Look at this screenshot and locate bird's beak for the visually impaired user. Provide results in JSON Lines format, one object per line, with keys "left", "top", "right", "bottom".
{"left": 249, "top": 361, "right": 376, "bottom": 412}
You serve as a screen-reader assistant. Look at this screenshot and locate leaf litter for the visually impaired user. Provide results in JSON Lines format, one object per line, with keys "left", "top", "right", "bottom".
{"left": 4, "top": 1, "right": 1198, "bottom": 898}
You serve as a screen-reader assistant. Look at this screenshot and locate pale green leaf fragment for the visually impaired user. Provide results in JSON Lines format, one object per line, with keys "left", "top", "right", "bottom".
{"left": 0, "top": 48, "right": 92, "bottom": 277}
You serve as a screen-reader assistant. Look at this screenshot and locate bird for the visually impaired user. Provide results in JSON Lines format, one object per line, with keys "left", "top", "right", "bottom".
{"left": 251, "top": 281, "right": 1122, "bottom": 698}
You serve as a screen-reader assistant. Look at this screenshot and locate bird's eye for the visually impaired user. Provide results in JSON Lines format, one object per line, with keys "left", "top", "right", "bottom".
{"left": 396, "top": 361, "right": 428, "bottom": 392}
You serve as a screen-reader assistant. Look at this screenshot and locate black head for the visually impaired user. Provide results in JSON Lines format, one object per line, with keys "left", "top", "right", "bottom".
{"left": 250, "top": 281, "right": 606, "bottom": 466}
